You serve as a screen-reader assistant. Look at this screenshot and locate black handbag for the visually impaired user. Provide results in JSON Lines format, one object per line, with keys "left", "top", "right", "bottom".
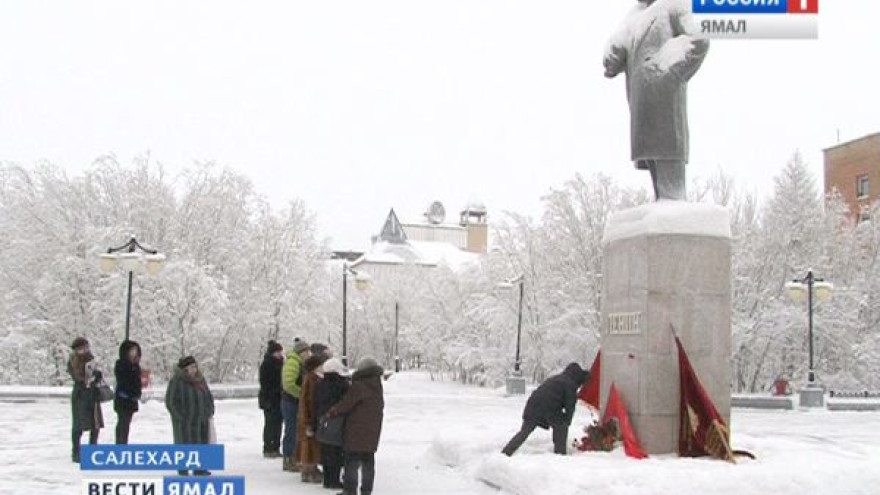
{"left": 316, "top": 415, "right": 345, "bottom": 446}
{"left": 96, "top": 381, "right": 115, "bottom": 403}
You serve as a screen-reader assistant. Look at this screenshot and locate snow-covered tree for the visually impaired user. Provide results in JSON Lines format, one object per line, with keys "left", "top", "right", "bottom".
{"left": 2, "top": 153, "right": 877, "bottom": 392}
{"left": 0, "top": 157, "right": 328, "bottom": 384}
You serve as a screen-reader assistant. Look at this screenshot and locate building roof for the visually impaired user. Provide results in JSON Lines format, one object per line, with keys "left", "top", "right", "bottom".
{"left": 353, "top": 240, "right": 479, "bottom": 272}
{"left": 378, "top": 209, "right": 408, "bottom": 244}
{"left": 354, "top": 205, "right": 483, "bottom": 273}
{"left": 401, "top": 221, "right": 466, "bottom": 232}
{"left": 822, "top": 132, "right": 880, "bottom": 153}
{"left": 461, "top": 201, "right": 488, "bottom": 215}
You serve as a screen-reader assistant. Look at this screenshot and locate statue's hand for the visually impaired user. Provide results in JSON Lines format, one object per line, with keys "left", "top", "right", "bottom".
{"left": 603, "top": 47, "right": 626, "bottom": 78}
{"left": 604, "top": 65, "right": 620, "bottom": 78}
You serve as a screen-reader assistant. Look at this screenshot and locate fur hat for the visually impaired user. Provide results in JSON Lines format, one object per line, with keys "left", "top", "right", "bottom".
{"left": 310, "top": 342, "right": 329, "bottom": 357}
{"left": 267, "top": 340, "right": 283, "bottom": 354}
{"left": 322, "top": 358, "right": 345, "bottom": 375}
{"left": 178, "top": 355, "right": 197, "bottom": 369}
{"left": 71, "top": 337, "right": 89, "bottom": 350}
{"left": 356, "top": 356, "right": 379, "bottom": 372}
{"left": 119, "top": 340, "right": 142, "bottom": 359}
{"left": 292, "top": 340, "right": 310, "bottom": 354}
{"left": 305, "top": 354, "right": 328, "bottom": 372}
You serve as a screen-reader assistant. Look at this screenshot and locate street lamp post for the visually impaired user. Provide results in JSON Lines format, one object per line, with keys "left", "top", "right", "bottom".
{"left": 341, "top": 263, "right": 371, "bottom": 367}
{"left": 785, "top": 269, "right": 833, "bottom": 407}
{"left": 514, "top": 277, "right": 524, "bottom": 374}
{"left": 100, "top": 236, "right": 166, "bottom": 342}
{"left": 394, "top": 301, "right": 401, "bottom": 373}
{"left": 498, "top": 274, "right": 526, "bottom": 394}
{"left": 343, "top": 266, "right": 348, "bottom": 366}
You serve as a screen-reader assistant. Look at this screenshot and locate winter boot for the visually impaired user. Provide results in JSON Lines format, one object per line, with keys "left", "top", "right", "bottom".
{"left": 323, "top": 466, "right": 343, "bottom": 489}
{"left": 311, "top": 467, "right": 324, "bottom": 484}
{"left": 282, "top": 457, "right": 295, "bottom": 472}
{"left": 301, "top": 466, "right": 321, "bottom": 483}
{"left": 323, "top": 468, "right": 343, "bottom": 489}
{"left": 72, "top": 432, "right": 82, "bottom": 463}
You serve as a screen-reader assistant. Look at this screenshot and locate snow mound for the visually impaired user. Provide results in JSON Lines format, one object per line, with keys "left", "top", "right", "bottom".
{"left": 476, "top": 455, "right": 572, "bottom": 495}
{"left": 603, "top": 201, "right": 731, "bottom": 244}
{"left": 428, "top": 437, "right": 468, "bottom": 468}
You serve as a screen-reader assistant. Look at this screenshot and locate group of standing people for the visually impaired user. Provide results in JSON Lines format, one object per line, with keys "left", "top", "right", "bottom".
{"left": 68, "top": 337, "right": 144, "bottom": 462}
{"left": 69, "top": 334, "right": 589, "bottom": 493}
{"left": 259, "top": 338, "right": 385, "bottom": 495}
{"left": 67, "top": 335, "right": 214, "bottom": 474}
{"left": 68, "top": 333, "right": 384, "bottom": 494}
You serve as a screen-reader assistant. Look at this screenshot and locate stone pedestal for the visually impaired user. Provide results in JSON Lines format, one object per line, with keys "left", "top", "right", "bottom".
{"left": 506, "top": 375, "right": 526, "bottom": 395}
{"left": 798, "top": 385, "right": 825, "bottom": 408}
{"left": 600, "top": 202, "right": 732, "bottom": 455}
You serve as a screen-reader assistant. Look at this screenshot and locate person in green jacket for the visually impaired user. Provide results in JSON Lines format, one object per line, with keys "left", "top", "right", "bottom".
{"left": 280, "top": 339, "right": 311, "bottom": 472}
{"left": 165, "top": 355, "right": 215, "bottom": 476}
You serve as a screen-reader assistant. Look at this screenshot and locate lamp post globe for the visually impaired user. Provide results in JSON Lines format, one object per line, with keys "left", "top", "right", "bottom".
{"left": 101, "top": 236, "right": 164, "bottom": 342}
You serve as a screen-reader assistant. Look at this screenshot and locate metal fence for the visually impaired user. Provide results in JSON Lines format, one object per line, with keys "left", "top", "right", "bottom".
{"left": 829, "top": 390, "right": 880, "bottom": 399}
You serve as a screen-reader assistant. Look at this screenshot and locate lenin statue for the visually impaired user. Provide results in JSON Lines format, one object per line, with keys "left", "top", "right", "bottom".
{"left": 603, "top": 0, "right": 709, "bottom": 201}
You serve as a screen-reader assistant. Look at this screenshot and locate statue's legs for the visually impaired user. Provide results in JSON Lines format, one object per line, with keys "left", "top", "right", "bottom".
{"left": 646, "top": 159, "right": 686, "bottom": 201}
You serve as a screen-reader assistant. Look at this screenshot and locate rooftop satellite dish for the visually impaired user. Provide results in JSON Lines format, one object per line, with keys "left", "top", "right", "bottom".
{"left": 426, "top": 201, "right": 446, "bottom": 225}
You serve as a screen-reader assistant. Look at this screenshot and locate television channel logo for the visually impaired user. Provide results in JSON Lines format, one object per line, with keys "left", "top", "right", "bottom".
{"left": 692, "top": 0, "right": 819, "bottom": 39}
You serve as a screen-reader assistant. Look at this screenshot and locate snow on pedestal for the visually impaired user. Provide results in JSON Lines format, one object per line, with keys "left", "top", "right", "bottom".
{"left": 601, "top": 201, "right": 732, "bottom": 455}
{"left": 603, "top": 200, "right": 731, "bottom": 244}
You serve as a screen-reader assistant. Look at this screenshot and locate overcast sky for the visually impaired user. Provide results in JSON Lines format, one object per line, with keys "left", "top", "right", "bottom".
{"left": 1, "top": 1, "right": 877, "bottom": 250}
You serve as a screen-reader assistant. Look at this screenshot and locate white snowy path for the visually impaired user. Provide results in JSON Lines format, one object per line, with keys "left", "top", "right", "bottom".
{"left": 1, "top": 372, "right": 879, "bottom": 495}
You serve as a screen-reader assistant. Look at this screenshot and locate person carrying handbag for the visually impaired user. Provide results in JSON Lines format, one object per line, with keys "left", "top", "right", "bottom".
{"left": 313, "top": 358, "right": 349, "bottom": 489}
{"left": 68, "top": 337, "right": 104, "bottom": 463}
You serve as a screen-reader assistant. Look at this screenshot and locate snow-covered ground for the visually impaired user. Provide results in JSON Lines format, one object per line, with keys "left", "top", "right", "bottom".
{"left": 2, "top": 372, "right": 879, "bottom": 495}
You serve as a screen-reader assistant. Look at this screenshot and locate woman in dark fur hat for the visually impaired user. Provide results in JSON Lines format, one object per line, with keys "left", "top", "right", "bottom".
{"left": 165, "top": 356, "right": 215, "bottom": 476}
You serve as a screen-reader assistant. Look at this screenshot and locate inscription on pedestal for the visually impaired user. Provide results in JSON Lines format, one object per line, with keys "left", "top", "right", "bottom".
{"left": 608, "top": 312, "right": 642, "bottom": 335}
